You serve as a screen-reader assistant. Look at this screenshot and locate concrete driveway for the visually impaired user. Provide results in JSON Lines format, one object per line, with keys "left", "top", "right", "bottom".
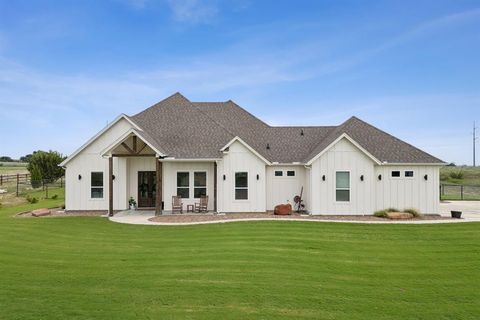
{"left": 439, "top": 201, "right": 480, "bottom": 220}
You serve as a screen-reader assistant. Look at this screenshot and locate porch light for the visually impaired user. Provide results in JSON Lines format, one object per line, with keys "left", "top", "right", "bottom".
{"left": 223, "top": 174, "right": 226, "bottom": 181}
{"left": 78, "top": 174, "right": 82, "bottom": 180}
{"left": 378, "top": 174, "right": 382, "bottom": 181}
{"left": 360, "top": 175, "right": 364, "bottom": 181}
{"left": 424, "top": 174, "right": 428, "bottom": 181}
{"left": 322, "top": 175, "right": 325, "bottom": 181}
{"left": 112, "top": 175, "right": 116, "bottom": 180}
{"left": 256, "top": 174, "right": 259, "bottom": 180}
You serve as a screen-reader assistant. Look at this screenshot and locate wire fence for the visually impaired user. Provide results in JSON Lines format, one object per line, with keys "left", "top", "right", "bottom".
{"left": 0, "top": 174, "right": 64, "bottom": 199}
{"left": 440, "top": 183, "right": 480, "bottom": 201}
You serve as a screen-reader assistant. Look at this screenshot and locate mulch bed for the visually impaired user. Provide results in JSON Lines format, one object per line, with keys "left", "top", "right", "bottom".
{"left": 16, "top": 208, "right": 105, "bottom": 218}
{"left": 149, "top": 212, "right": 452, "bottom": 223}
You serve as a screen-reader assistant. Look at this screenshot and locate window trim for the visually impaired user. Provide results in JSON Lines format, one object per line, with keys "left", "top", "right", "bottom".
{"left": 90, "top": 171, "right": 104, "bottom": 200}
{"left": 286, "top": 170, "right": 296, "bottom": 177}
{"left": 391, "top": 170, "right": 401, "bottom": 178}
{"left": 404, "top": 170, "right": 414, "bottom": 178}
{"left": 335, "top": 171, "right": 350, "bottom": 203}
{"left": 176, "top": 170, "right": 208, "bottom": 200}
{"left": 234, "top": 171, "right": 249, "bottom": 201}
{"left": 274, "top": 170, "right": 283, "bottom": 177}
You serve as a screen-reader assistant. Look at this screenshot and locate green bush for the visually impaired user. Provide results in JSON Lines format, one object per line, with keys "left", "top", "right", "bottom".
{"left": 25, "top": 195, "right": 38, "bottom": 204}
{"left": 374, "top": 208, "right": 399, "bottom": 218}
{"left": 404, "top": 208, "right": 421, "bottom": 217}
{"left": 449, "top": 170, "right": 464, "bottom": 179}
{"left": 51, "top": 194, "right": 58, "bottom": 200}
{"left": 0, "top": 163, "right": 3, "bottom": 167}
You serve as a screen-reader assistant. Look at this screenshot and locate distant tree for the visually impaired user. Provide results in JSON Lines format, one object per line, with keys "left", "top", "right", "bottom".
{"left": 27, "top": 151, "right": 66, "bottom": 187}
{"left": 20, "top": 154, "right": 33, "bottom": 163}
{"left": 0, "top": 156, "right": 13, "bottom": 162}
{"left": 446, "top": 162, "right": 456, "bottom": 167}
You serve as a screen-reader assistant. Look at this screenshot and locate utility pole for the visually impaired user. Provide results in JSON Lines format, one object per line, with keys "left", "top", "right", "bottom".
{"left": 474, "top": 121, "right": 478, "bottom": 167}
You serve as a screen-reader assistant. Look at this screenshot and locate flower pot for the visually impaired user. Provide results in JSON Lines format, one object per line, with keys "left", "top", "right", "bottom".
{"left": 129, "top": 204, "right": 136, "bottom": 211}
{"left": 451, "top": 211, "right": 462, "bottom": 219}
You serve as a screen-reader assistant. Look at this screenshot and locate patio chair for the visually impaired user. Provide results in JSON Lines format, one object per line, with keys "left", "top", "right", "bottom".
{"left": 195, "top": 195, "right": 208, "bottom": 213}
{"left": 172, "top": 195, "right": 183, "bottom": 214}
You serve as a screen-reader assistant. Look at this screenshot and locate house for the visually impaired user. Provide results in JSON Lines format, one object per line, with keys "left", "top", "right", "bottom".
{"left": 60, "top": 92, "right": 444, "bottom": 216}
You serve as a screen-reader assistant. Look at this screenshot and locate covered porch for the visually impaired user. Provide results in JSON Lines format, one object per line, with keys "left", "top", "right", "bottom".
{"left": 101, "top": 131, "right": 218, "bottom": 216}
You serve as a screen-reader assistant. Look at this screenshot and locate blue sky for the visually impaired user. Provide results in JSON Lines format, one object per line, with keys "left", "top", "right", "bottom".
{"left": 0, "top": 0, "right": 479, "bottom": 164}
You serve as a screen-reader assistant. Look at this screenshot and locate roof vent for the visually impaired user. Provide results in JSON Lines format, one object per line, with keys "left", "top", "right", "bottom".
{"left": 300, "top": 129, "right": 304, "bottom": 136}
{"left": 266, "top": 143, "right": 270, "bottom": 150}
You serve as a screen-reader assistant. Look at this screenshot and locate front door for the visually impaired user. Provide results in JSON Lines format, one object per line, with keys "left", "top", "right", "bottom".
{"left": 138, "top": 171, "right": 156, "bottom": 208}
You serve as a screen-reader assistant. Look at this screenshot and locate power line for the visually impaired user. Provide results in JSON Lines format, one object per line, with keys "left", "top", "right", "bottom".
{"left": 474, "top": 121, "right": 478, "bottom": 167}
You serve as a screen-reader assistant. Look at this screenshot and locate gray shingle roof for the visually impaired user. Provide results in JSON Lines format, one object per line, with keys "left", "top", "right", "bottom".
{"left": 129, "top": 93, "right": 444, "bottom": 164}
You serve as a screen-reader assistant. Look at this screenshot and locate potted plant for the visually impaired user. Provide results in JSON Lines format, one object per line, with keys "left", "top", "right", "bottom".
{"left": 451, "top": 210, "right": 462, "bottom": 219}
{"left": 129, "top": 197, "right": 137, "bottom": 210}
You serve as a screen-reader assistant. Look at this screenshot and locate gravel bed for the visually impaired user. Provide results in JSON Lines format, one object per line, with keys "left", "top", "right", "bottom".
{"left": 16, "top": 208, "right": 106, "bottom": 218}
{"left": 149, "top": 213, "right": 451, "bottom": 223}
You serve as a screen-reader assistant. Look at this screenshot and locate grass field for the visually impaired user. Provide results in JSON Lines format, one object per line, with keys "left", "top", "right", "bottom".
{"left": 0, "top": 162, "right": 28, "bottom": 174}
{"left": 0, "top": 194, "right": 479, "bottom": 319}
{"left": 440, "top": 166, "right": 480, "bottom": 186}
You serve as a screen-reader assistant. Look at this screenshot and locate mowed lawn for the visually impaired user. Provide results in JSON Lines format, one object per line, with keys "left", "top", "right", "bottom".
{"left": 0, "top": 201, "right": 479, "bottom": 319}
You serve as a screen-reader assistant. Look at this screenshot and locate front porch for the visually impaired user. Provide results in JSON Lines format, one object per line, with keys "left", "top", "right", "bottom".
{"left": 102, "top": 132, "right": 218, "bottom": 216}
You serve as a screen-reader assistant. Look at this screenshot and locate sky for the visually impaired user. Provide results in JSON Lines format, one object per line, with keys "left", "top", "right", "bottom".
{"left": 0, "top": 0, "right": 479, "bottom": 165}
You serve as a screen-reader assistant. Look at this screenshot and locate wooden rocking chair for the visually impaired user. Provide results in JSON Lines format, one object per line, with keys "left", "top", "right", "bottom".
{"left": 195, "top": 195, "right": 208, "bottom": 213}
{"left": 172, "top": 195, "right": 183, "bottom": 214}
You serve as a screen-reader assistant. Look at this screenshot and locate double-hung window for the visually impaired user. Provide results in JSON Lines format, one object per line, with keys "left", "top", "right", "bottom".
{"left": 91, "top": 172, "right": 104, "bottom": 199}
{"left": 235, "top": 172, "right": 248, "bottom": 200}
{"left": 177, "top": 172, "right": 190, "bottom": 198}
{"left": 335, "top": 171, "right": 350, "bottom": 202}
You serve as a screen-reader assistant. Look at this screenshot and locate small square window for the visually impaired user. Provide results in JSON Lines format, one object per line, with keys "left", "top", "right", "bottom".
{"left": 274, "top": 171, "right": 283, "bottom": 177}
{"left": 391, "top": 171, "right": 400, "bottom": 177}
{"left": 405, "top": 171, "right": 414, "bottom": 177}
{"left": 287, "top": 170, "right": 295, "bottom": 177}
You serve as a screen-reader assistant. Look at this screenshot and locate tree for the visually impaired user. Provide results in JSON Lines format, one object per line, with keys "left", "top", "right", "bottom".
{"left": 0, "top": 156, "right": 13, "bottom": 162}
{"left": 20, "top": 154, "right": 33, "bottom": 163}
{"left": 27, "top": 150, "right": 66, "bottom": 187}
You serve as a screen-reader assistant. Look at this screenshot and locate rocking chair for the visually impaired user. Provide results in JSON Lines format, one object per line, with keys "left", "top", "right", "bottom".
{"left": 194, "top": 195, "right": 208, "bottom": 213}
{"left": 172, "top": 195, "right": 183, "bottom": 214}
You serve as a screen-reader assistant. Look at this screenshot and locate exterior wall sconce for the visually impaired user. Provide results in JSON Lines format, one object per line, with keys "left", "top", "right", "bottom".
{"left": 378, "top": 174, "right": 382, "bottom": 181}
{"left": 424, "top": 174, "right": 428, "bottom": 181}
{"left": 223, "top": 174, "right": 226, "bottom": 181}
{"left": 322, "top": 175, "right": 326, "bottom": 181}
{"left": 112, "top": 175, "right": 116, "bottom": 180}
{"left": 256, "top": 174, "right": 259, "bottom": 180}
{"left": 360, "top": 175, "right": 364, "bottom": 181}
{"left": 78, "top": 174, "right": 82, "bottom": 180}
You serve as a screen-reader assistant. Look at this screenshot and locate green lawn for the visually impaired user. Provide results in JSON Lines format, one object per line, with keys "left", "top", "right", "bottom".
{"left": 0, "top": 198, "right": 479, "bottom": 319}
{"left": 0, "top": 162, "right": 28, "bottom": 174}
{"left": 441, "top": 166, "right": 480, "bottom": 186}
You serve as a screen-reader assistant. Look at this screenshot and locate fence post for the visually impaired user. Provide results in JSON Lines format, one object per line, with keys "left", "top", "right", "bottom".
{"left": 0, "top": 174, "right": 2, "bottom": 186}
{"left": 45, "top": 184, "right": 49, "bottom": 199}
{"left": 42, "top": 180, "right": 45, "bottom": 191}
{"left": 16, "top": 173, "right": 19, "bottom": 196}
{"left": 461, "top": 185, "right": 464, "bottom": 200}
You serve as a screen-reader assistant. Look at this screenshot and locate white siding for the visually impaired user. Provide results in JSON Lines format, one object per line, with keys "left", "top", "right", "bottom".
{"left": 163, "top": 162, "right": 215, "bottom": 211}
{"left": 266, "top": 166, "right": 306, "bottom": 210}
{"left": 217, "top": 141, "right": 266, "bottom": 212}
{"left": 310, "top": 138, "right": 375, "bottom": 215}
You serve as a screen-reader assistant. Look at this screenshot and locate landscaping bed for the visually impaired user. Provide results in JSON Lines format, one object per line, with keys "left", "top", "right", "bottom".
{"left": 16, "top": 208, "right": 105, "bottom": 218}
{"left": 149, "top": 212, "right": 451, "bottom": 223}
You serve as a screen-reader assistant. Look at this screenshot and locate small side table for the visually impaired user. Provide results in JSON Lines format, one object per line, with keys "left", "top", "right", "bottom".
{"left": 187, "top": 204, "right": 194, "bottom": 213}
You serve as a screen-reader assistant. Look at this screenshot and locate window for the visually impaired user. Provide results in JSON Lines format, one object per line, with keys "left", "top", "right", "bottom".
{"left": 391, "top": 171, "right": 401, "bottom": 177}
{"left": 194, "top": 172, "right": 207, "bottom": 198}
{"left": 274, "top": 171, "right": 283, "bottom": 177}
{"left": 177, "top": 172, "right": 189, "bottom": 198}
{"left": 235, "top": 172, "right": 248, "bottom": 200}
{"left": 287, "top": 170, "right": 295, "bottom": 177}
{"left": 405, "top": 171, "right": 414, "bottom": 177}
{"left": 335, "top": 171, "right": 350, "bottom": 202}
{"left": 91, "top": 172, "right": 104, "bottom": 199}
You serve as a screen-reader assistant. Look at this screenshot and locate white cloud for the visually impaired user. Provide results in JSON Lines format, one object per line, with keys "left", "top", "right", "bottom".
{"left": 166, "top": 0, "right": 218, "bottom": 23}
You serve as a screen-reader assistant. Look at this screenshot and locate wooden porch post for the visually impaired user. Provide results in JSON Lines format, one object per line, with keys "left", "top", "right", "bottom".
{"left": 214, "top": 162, "right": 217, "bottom": 212}
{"left": 156, "top": 158, "right": 163, "bottom": 215}
{"left": 108, "top": 156, "right": 114, "bottom": 216}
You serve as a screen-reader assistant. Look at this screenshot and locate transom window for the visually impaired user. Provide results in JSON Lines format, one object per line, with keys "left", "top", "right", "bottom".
{"left": 273, "top": 170, "right": 296, "bottom": 177}
{"left": 91, "top": 172, "right": 104, "bottom": 199}
{"left": 391, "top": 171, "right": 401, "bottom": 177}
{"left": 274, "top": 171, "right": 283, "bottom": 177}
{"left": 177, "top": 172, "right": 190, "bottom": 198}
{"left": 287, "top": 170, "right": 295, "bottom": 177}
{"left": 235, "top": 172, "right": 248, "bottom": 200}
{"left": 405, "top": 171, "right": 414, "bottom": 177}
{"left": 335, "top": 171, "right": 350, "bottom": 202}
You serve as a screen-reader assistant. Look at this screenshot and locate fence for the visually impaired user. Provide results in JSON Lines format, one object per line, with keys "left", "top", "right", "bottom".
{"left": 0, "top": 174, "right": 64, "bottom": 199}
{"left": 0, "top": 173, "right": 30, "bottom": 186}
{"left": 440, "top": 183, "right": 480, "bottom": 200}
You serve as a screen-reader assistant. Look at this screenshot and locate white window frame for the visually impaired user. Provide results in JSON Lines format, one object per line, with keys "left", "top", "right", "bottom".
{"left": 274, "top": 170, "right": 283, "bottom": 177}
{"left": 335, "top": 171, "right": 350, "bottom": 203}
{"left": 234, "top": 171, "right": 248, "bottom": 201}
{"left": 391, "top": 170, "right": 401, "bottom": 178}
{"left": 176, "top": 170, "right": 208, "bottom": 200}
{"left": 286, "top": 170, "right": 296, "bottom": 177}
{"left": 90, "top": 171, "right": 104, "bottom": 200}
{"left": 404, "top": 170, "right": 414, "bottom": 178}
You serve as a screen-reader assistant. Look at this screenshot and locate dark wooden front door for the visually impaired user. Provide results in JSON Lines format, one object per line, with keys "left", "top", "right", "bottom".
{"left": 138, "top": 171, "right": 156, "bottom": 208}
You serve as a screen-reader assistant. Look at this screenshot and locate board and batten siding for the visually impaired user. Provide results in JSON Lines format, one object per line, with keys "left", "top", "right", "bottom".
{"left": 65, "top": 118, "right": 134, "bottom": 211}
{"left": 266, "top": 166, "right": 307, "bottom": 211}
{"left": 217, "top": 141, "right": 266, "bottom": 212}
{"left": 163, "top": 161, "right": 215, "bottom": 211}
{"left": 374, "top": 165, "right": 440, "bottom": 214}
{"left": 310, "top": 138, "right": 375, "bottom": 215}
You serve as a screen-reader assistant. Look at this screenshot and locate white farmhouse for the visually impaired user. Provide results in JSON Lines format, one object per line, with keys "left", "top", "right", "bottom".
{"left": 60, "top": 93, "right": 444, "bottom": 215}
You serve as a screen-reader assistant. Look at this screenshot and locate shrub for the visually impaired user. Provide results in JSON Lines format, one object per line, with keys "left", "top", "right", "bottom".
{"left": 374, "top": 207, "right": 400, "bottom": 218}
{"left": 0, "top": 163, "right": 3, "bottom": 167}
{"left": 51, "top": 194, "right": 58, "bottom": 200}
{"left": 25, "top": 195, "right": 38, "bottom": 204}
{"left": 404, "top": 208, "right": 421, "bottom": 217}
{"left": 449, "top": 170, "right": 464, "bottom": 180}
